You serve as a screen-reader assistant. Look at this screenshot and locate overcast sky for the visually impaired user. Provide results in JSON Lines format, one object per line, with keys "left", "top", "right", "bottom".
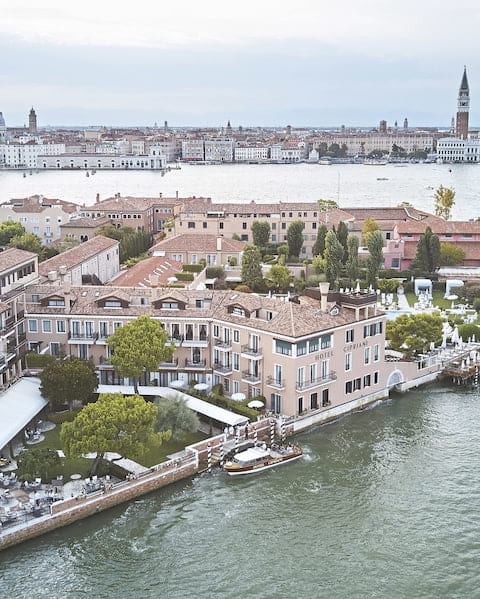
{"left": 2, "top": 1, "right": 480, "bottom": 127}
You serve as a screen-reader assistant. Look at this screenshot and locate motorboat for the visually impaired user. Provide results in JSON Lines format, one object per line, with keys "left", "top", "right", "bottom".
{"left": 224, "top": 443, "right": 303, "bottom": 476}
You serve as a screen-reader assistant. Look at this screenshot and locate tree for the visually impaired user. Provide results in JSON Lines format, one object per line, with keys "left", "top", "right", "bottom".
{"left": 232, "top": 233, "right": 241, "bottom": 241}
{"left": 336, "top": 221, "right": 349, "bottom": 263}
{"left": 287, "top": 220, "right": 305, "bottom": 258}
{"left": 154, "top": 395, "right": 199, "bottom": 440}
{"left": 241, "top": 244, "right": 263, "bottom": 291}
{"left": 96, "top": 225, "right": 152, "bottom": 263}
{"left": 386, "top": 313, "right": 443, "bottom": 358}
{"left": 0, "top": 221, "right": 26, "bottom": 246}
{"left": 313, "top": 224, "right": 328, "bottom": 257}
{"left": 324, "top": 231, "right": 343, "bottom": 287}
{"left": 251, "top": 220, "right": 270, "bottom": 247}
{"left": 317, "top": 199, "right": 338, "bottom": 212}
{"left": 345, "top": 234, "right": 359, "bottom": 284}
{"left": 361, "top": 218, "right": 380, "bottom": 245}
{"left": 312, "top": 255, "right": 326, "bottom": 274}
{"left": 9, "top": 232, "right": 43, "bottom": 255}
{"left": 108, "top": 315, "right": 174, "bottom": 394}
{"left": 413, "top": 227, "right": 441, "bottom": 273}
{"left": 434, "top": 185, "right": 455, "bottom": 220}
{"left": 60, "top": 393, "right": 169, "bottom": 474}
{"left": 40, "top": 357, "right": 98, "bottom": 411}
{"left": 366, "top": 230, "right": 384, "bottom": 288}
{"left": 439, "top": 242, "right": 465, "bottom": 267}
{"left": 17, "top": 448, "right": 61, "bottom": 482}
{"left": 265, "top": 263, "right": 291, "bottom": 293}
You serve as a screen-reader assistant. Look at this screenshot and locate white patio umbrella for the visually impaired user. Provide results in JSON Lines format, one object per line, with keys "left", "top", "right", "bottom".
{"left": 446, "top": 294, "right": 458, "bottom": 301}
{"left": 247, "top": 399, "right": 264, "bottom": 409}
{"left": 355, "top": 281, "right": 361, "bottom": 294}
{"left": 231, "top": 392, "right": 246, "bottom": 402}
{"left": 169, "top": 379, "right": 186, "bottom": 389}
{"left": 451, "top": 326, "right": 460, "bottom": 345}
{"left": 194, "top": 382, "right": 209, "bottom": 391}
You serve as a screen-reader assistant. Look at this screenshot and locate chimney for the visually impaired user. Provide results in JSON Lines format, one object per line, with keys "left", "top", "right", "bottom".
{"left": 159, "top": 192, "right": 162, "bottom": 198}
{"left": 47, "top": 270, "right": 58, "bottom": 282}
{"left": 96, "top": 193, "right": 100, "bottom": 203}
{"left": 216, "top": 236, "right": 222, "bottom": 251}
{"left": 58, "top": 265, "right": 67, "bottom": 280}
{"left": 319, "top": 281, "right": 330, "bottom": 312}
{"left": 176, "top": 190, "right": 179, "bottom": 199}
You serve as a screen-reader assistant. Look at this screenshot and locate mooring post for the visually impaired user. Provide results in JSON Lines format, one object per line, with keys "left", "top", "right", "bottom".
{"left": 270, "top": 419, "right": 275, "bottom": 446}
{"left": 207, "top": 444, "right": 212, "bottom": 472}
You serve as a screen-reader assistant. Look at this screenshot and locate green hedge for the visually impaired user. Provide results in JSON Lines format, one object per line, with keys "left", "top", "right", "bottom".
{"left": 188, "top": 386, "right": 259, "bottom": 420}
{"left": 183, "top": 264, "right": 204, "bottom": 272}
{"left": 25, "top": 352, "right": 56, "bottom": 368}
{"left": 175, "top": 272, "right": 194, "bottom": 281}
{"left": 206, "top": 266, "right": 224, "bottom": 279}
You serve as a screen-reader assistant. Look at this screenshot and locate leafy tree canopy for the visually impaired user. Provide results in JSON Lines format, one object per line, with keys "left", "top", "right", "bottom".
{"left": 40, "top": 357, "right": 98, "bottom": 411}
{"left": 155, "top": 395, "right": 199, "bottom": 440}
{"left": 324, "top": 230, "right": 344, "bottom": 287}
{"left": 264, "top": 263, "right": 291, "bottom": 293}
{"left": 241, "top": 244, "right": 263, "bottom": 291}
{"left": 386, "top": 312, "right": 443, "bottom": 358}
{"left": 251, "top": 220, "right": 271, "bottom": 247}
{"left": 366, "top": 230, "right": 384, "bottom": 288}
{"left": 9, "top": 232, "right": 43, "bottom": 255}
{"left": 434, "top": 185, "right": 455, "bottom": 220}
{"left": 0, "top": 221, "right": 26, "bottom": 246}
{"left": 286, "top": 220, "right": 305, "bottom": 258}
{"left": 108, "top": 315, "right": 174, "bottom": 393}
{"left": 439, "top": 242, "right": 465, "bottom": 267}
{"left": 317, "top": 199, "right": 339, "bottom": 212}
{"left": 17, "top": 447, "right": 61, "bottom": 482}
{"left": 361, "top": 218, "right": 380, "bottom": 245}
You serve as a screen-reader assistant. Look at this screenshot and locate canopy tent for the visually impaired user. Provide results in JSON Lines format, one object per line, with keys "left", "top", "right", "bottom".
{"left": 97, "top": 384, "right": 249, "bottom": 427}
{"left": 414, "top": 278, "right": 432, "bottom": 296}
{"left": 0, "top": 377, "right": 48, "bottom": 452}
{"left": 444, "top": 279, "right": 464, "bottom": 298}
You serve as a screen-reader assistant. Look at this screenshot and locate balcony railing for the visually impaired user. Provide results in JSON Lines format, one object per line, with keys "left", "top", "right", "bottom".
{"left": 215, "top": 338, "right": 232, "bottom": 350}
{"left": 241, "top": 344, "right": 263, "bottom": 358}
{"left": 159, "top": 358, "right": 179, "bottom": 369}
{"left": 183, "top": 335, "right": 209, "bottom": 346}
{"left": 168, "top": 335, "right": 183, "bottom": 346}
{"left": 213, "top": 361, "right": 233, "bottom": 374}
{"left": 266, "top": 376, "right": 286, "bottom": 389}
{"left": 68, "top": 332, "right": 98, "bottom": 343}
{"left": 185, "top": 359, "right": 207, "bottom": 369}
{"left": 295, "top": 371, "right": 337, "bottom": 392}
{"left": 242, "top": 370, "right": 261, "bottom": 384}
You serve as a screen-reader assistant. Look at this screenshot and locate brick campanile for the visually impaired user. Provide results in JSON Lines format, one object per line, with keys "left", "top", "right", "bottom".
{"left": 456, "top": 66, "right": 470, "bottom": 140}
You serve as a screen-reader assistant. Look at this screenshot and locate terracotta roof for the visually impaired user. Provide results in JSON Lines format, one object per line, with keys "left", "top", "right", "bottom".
{"left": 403, "top": 240, "right": 480, "bottom": 260}
{"left": 151, "top": 234, "right": 246, "bottom": 253}
{"left": 396, "top": 219, "right": 480, "bottom": 235}
{"left": 0, "top": 248, "right": 37, "bottom": 272}
{"left": 25, "top": 285, "right": 376, "bottom": 339}
{"left": 343, "top": 206, "right": 435, "bottom": 222}
{"left": 39, "top": 236, "right": 119, "bottom": 276}
{"left": 61, "top": 216, "right": 111, "bottom": 229}
{"left": 4, "top": 195, "right": 79, "bottom": 214}
{"left": 109, "top": 257, "right": 183, "bottom": 288}
{"left": 94, "top": 196, "right": 210, "bottom": 212}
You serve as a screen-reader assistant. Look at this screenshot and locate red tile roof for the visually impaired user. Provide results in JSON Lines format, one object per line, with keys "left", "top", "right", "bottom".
{"left": 109, "top": 256, "right": 183, "bottom": 287}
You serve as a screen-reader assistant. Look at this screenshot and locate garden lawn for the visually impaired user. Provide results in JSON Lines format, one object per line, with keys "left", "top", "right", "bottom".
{"left": 135, "top": 431, "right": 206, "bottom": 468}
{"left": 405, "top": 291, "right": 453, "bottom": 311}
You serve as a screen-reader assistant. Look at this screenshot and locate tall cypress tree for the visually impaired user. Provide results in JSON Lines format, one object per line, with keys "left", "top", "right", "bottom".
{"left": 313, "top": 224, "right": 328, "bottom": 257}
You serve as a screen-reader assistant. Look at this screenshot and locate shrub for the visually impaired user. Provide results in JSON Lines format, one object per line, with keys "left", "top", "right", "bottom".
{"left": 234, "top": 284, "right": 251, "bottom": 293}
{"left": 175, "top": 272, "right": 194, "bottom": 281}
{"left": 206, "top": 266, "right": 224, "bottom": 279}
{"left": 458, "top": 324, "right": 480, "bottom": 341}
{"left": 25, "top": 352, "right": 56, "bottom": 368}
{"left": 182, "top": 264, "right": 204, "bottom": 272}
{"left": 228, "top": 257, "right": 237, "bottom": 267}
{"left": 378, "top": 279, "right": 400, "bottom": 293}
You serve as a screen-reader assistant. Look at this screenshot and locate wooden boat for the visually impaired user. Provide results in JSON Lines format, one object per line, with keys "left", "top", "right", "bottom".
{"left": 224, "top": 443, "right": 303, "bottom": 476}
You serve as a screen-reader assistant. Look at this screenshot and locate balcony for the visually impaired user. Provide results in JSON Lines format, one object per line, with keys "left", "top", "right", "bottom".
{"left": 184, "top": 359, "right": 207, "bottom": 370}
{"left": 213, "top": 361, "right": 233, "bottom": 375}
{"left": 295, "top": 371, "right": 337, "bottom": 392}
{"left": 159, "top": 358, "right": 179, "bottom": 370}
{"left": 266, "top": 376, "right": 286, "bottom": 390}
{"left": 215, "top": 338, "right": 232, "bottom": 350}
{"left": 241, "top": 344, "right": 263, "bottom": 359}
{"left": 168, "top": 335, "right": 183, "bottom": 347}
{"left": 68, "top": 332, "right": 99, "bottom": 344}
{"left": 0, "top": 352, "right": 16, "bottom": 372}
{"left": 98, "top": 356, "right": 112, "bottom": 368}
{"left": 242, "top": 370, "right": 261, "bottom": 384}
{"left": 96, "top": 334, "right": 109, "bottom": 345}
{"left": 183, "top": 335, "right": 209, "bottom": 348}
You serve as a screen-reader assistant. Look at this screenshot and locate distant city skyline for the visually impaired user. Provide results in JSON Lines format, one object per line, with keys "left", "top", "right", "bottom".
{"left": 3, "top": 1, "right": 480, "bottom": 127}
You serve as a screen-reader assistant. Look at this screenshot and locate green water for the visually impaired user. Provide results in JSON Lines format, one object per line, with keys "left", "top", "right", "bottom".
{"left": 1, "top": 385, "right": 479, "bottom": 599}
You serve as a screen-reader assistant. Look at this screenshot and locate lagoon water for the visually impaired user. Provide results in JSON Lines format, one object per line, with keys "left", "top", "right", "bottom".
{"left": 0, "top": 162, "right": 480, "bottom": 220}
{"left": 1, "top": 385, "right": 480, "bottom": 599}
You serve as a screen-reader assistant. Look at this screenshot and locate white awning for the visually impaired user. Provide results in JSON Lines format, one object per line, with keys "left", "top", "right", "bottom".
{"left": 0, "top": 377, "right": 48, "bottom": 451}
{"left": 97, "top": 384, "right": 249, "bottom": 427}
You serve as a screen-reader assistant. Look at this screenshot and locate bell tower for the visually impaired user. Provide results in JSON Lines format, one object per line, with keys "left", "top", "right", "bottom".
{"left": 455, "top": 66, "right": 469, "bottom": 139}
{"left": 29, "top": 107, "right": 37, "bottom": 135}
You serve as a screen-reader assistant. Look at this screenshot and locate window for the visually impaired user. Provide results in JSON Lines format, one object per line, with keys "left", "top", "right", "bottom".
{"left": 50, "top": 342, "right": 60, "bottom": 356}
{"left": 345, "top": 381, "right": 353, "bottom": 394}
{"left": 322, "top": 388, "right": 330, "bottom": 406}
{"left": 104, "top": 300, "right": 121, "bottom": 308}
{"left": 296, "top": 341, "right": 307, "bottom": 356}
{"left": 354, "top": 377, "right": 361, "bottom": 391}
{"left": 56, "top": 320, "right": 66, "bottom": 333}
{"left": 233, "top": 330, "right": 239, "bottom": 343}
{"left": 310, "top": 393, "right": 318, "bottom": 410}
{"left": 28, "top": 319, "right": 38, "bottom": 333}
{"left": 219, "top": 222, "right": 224, "bottom": 230}
{"left": 31, "top": 294, "right": 40, "bottom": 303}
{"left": 391, "top": 258, "right": 399, "bottom": 268}
{"left": 78, "top": 345, "right": 88, "bottom": 360}
{"left": 374, "top": 344, "right": 380, "bottom": 362}
{"left": 364, "top": 347, "right": 371, "bottom": 365}
{"left": 242, "top": 222, "right": 247, "bottom": 230}
{"left": 346, "top": 329, "right": 354, "bottom": 343}
{"left": 321, "top": 335, "right": 332, "bottom": 349}
{"left": 309, "top": 338, "right": 318, "bottom": 353}
{"left": 195, "top": 299, "right": 202, "bottom": 308}
{"left": 281, "top": 223, "right": 286, "bottom": 230}
{"left": 188, "top": 222, "right": 195, "bottom": 229}
{"left": 42, "top": 320, "right": 52, "bottom": 333}
{"left": 374, "top": 371, "right": 379, "bottom": 384}
{"left": 48, "top": 299, "right": 65, "bottom": 307}
{"left": 363, "top": 374, "right": 371, "bottom": 387}
{"left": 275, "top": 340, "right": 292, "bottom": 356}
{"left": 298, "top": 397, "right": 304, "bottom": 414}
{"left": 162, "top": 302, "right": 178, "bottom": 310}
{"left": 233, "top": 353, "right": 239, "bottom": 371}
{"left": 203, "top": 222, "right": 207, "bottom": 229}
{"left": 99, "top": 322, "right": 108, "bottom": 337}
{"left": 213, "top": 325, "right": 219, "bottom": 337}
{"left": 345, "top": 352, "right": 352, "bottom": 371}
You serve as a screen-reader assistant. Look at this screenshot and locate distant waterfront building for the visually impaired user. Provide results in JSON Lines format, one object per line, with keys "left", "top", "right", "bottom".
{"left": 28, "top": 107, "right": 37, "bottom": 135}
{"left": 379, "top": 120, "right": 387, "bottom": 134}
{"left": 403, "top": 118, "right": 408, "bottom": 130}
{"left": 0, "top": 112, "right": 6, "bottom": 143}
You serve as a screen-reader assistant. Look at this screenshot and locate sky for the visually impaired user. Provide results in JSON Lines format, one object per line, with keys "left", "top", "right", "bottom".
{"left": 2, "top": 0, "right": 480, "bottom": 127}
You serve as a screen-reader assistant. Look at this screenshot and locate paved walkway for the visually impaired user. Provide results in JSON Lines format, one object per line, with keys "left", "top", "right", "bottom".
{"left": 83, "top": 452, "right": 149, "bottom": 475}
{"left": 397, "top": 292, "right": 411, "bottom": 310}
